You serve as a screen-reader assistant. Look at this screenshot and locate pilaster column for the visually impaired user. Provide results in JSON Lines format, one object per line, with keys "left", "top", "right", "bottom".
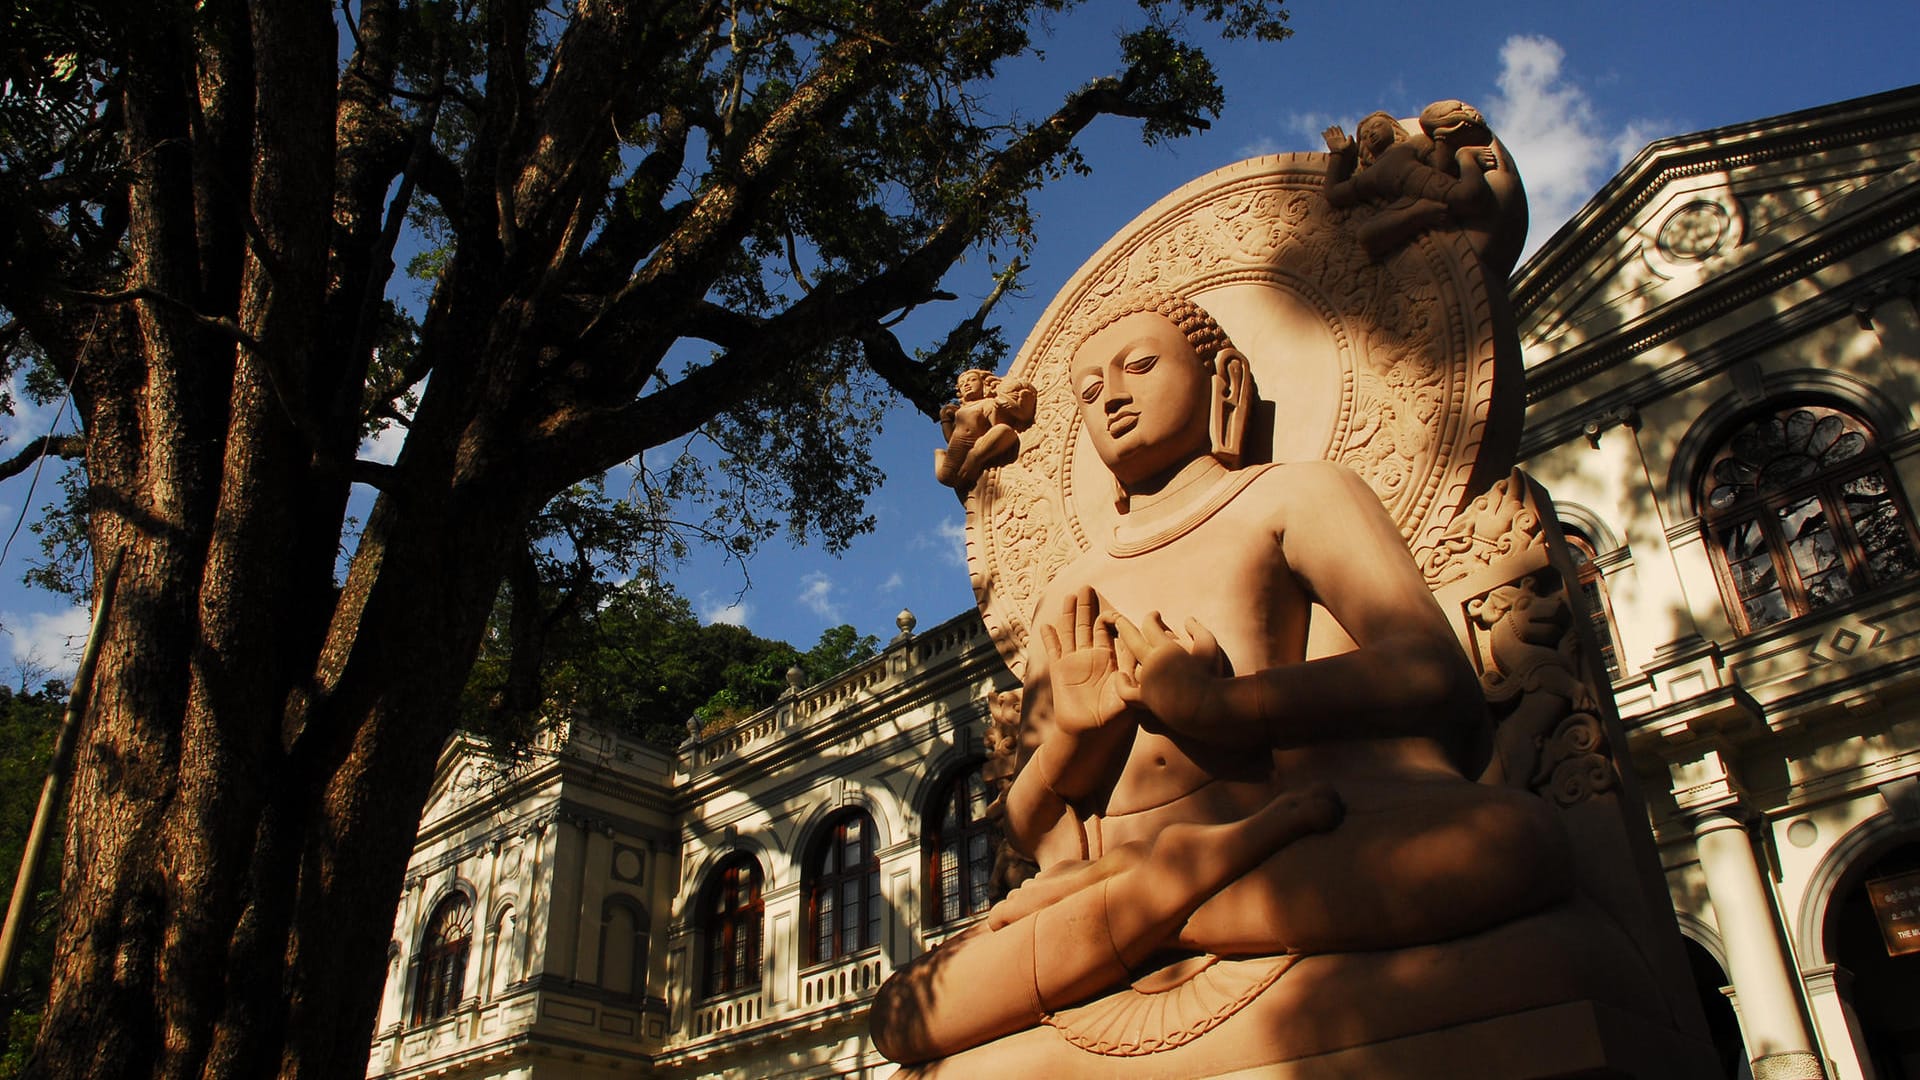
{"left": 1694, "top": 811, "right": 1828, "bottom": 1079}
{"left": 1619, "top": 421, "right": 1718, "bottom": 663}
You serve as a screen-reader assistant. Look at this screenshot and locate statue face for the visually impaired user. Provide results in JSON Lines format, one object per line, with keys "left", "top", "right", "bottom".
{"left": 1071, "top": 312, "right": 1213, "bottom": 489}
{"left": 1358, "top": 115, "right": 1399, "bottom": 157}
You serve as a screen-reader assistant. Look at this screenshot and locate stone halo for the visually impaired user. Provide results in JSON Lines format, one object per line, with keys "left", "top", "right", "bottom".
{"left": 962, "top": 149, "right": 1515, "bottom": 679}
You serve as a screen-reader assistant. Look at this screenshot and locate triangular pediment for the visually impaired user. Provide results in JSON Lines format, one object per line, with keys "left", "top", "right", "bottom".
{"left": 417, "top": 740, "right": 488, "bottom": 829}
{"left": 1514, "top": 85, "right": 1920, "bottom": 367}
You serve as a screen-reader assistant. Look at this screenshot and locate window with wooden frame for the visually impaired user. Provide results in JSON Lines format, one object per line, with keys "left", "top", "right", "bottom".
{"left": 1700, "top": 405, "right": 1920, "bottom": 634}
{"left": 412, "top": 893, "right": 473, "bottom": 1025}
{"left": 926, "top": 761, "right": 996, "bottom": 927}
{"left": 702, "top": 855, "right": 763, "bottom": 997}
{"left": 804, "top": 811, "right": 882, "bottom": 967}
{"left": 1563, "top": 528, "right": 1625, "bottom": 680}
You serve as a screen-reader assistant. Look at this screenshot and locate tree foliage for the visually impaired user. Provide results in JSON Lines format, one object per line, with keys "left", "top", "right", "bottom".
{"left": 463, "top": 562, "right": 878, "bottom": 749}
{"left": 0, "top": 1, "right": 1289, "bottom": 1077}
{"left": 0, "top": 686, "right": 66, "bottom": 1080}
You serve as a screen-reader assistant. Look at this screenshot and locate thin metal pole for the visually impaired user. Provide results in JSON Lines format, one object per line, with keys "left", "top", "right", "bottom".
{"left": 0, "top": 548, "right": 125, "bottom": 995}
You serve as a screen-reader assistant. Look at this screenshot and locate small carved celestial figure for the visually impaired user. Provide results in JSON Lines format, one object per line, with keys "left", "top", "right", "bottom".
{"left": 1322, "top": 101, "right": 1510, "bottom": 263}
{"left": 934, "top": 369, "right": 1038, "bottom": 491}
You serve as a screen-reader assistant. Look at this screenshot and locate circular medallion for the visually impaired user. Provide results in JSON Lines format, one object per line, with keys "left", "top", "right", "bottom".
{"left": 612, "top": 847, "right": 644, "bottom": 884}
{"left": 1657, "top": 201, "right": 1730, "bottom": 261}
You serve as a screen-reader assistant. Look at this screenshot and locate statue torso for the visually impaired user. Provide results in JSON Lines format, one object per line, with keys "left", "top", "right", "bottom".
{"left": 1036, "top": 465, "right": 1460, "bottom": 858}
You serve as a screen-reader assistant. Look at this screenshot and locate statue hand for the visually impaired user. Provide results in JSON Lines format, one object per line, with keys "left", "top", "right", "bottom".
{"left": 1039, "top": 588, "right": 1131, "bottom": 736}
{"left": 1323, "top": 125, "right": 1352, "bottom": 153}
{"left": 1112, "top": 613, "right": 1231, "bottom": 740}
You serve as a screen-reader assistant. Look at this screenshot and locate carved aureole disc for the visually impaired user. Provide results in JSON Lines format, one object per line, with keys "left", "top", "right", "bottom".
{"left": 964, "top": 149, "right": 1520, "bottom": 679}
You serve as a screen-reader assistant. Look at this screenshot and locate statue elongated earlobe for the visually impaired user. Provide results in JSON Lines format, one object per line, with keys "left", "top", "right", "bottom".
{"left": 1210, "top": 349, "right": 1252, "bottom": 468}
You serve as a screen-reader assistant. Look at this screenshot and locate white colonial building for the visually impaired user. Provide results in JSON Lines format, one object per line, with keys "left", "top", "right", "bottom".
{"left": 366, "top": 612, "right": 1017, "bottom": 1080}
{"left": 370, "top": 84, "right": 1920, "bottom": 1080}
{"left": 1513, "top": 84, "right": 1920, "bottom": 1080}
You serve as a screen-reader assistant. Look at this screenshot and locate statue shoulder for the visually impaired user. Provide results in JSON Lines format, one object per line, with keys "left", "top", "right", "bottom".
{"left": 1245, "top": 459, "right": 1375, "bottom": 507}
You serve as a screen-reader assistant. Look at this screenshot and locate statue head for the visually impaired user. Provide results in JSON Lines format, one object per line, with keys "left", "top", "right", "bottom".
{"left": 1070, "top": 289, "right": 1253, "bottom": 491}
{"left": 956, "top": 369, "right": 991, "bottom": 402}
{"left": 1418, "top": 100, "right": 1490, "bottom": 149}
{"left": 1355, "top": 111, "right": 1404, "bottom": 164}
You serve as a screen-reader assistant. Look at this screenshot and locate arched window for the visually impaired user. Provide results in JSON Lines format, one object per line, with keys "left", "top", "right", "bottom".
{"left": 412, "top": 893, "right": 473, "bottom": 1025}
{"left": 1700, "top": 405, "right": 1920, "bottom": 634}
{"left": 599, "top": 896, "right": 649, "bottom": 998}
{"left": 702, "top": 855, "right": 763, "bottom": 997}
{"left": 926, "top": 762, "right": 996, "bottom": 927}
{"left": 805, "top": 811, "right": 882, "bottom": 966}
{"left": 1564, "top": 528, "right": 1625, "bottom": 680}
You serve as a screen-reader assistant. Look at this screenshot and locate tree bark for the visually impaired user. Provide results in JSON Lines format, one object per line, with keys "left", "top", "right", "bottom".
{"left": 9, "top": 2, "right": 1241, "bottom": 1076}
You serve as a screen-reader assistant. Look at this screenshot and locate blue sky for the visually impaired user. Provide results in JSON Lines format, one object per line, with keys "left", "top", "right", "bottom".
{"left": 2, "top": 0, "right": 1917, "bottom": 674}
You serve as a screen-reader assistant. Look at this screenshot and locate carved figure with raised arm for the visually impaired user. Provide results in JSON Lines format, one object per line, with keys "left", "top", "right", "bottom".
{"left": 934, "top": 368, "right": 1038, "bottom": 491}
{"left": 1321, "top": 101, "right": 1525, "bottom": 275}
{"left": 872, "top": 289, "right": 1577, "bottom": 1069}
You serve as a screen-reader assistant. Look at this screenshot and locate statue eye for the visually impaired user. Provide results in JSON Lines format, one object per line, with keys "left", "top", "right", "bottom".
{"left": 1123, "top": 354, "right": 1159, "bottom": 375}
{"left": 1078, "top": 377, "right": 1104, "bottom": 404}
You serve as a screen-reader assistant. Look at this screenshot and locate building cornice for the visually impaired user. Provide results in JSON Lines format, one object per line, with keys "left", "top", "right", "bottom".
{"left": 1512, "top": 83, "right": 1920, "bottom": 316}
{"left": 1518, "top": 245, "right": 1920, "bottom": 456}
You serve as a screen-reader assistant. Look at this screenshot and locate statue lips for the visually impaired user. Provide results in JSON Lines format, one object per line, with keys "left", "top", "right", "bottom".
{"left": 1108, "top": 410, "right": 1140, "bottom": 438}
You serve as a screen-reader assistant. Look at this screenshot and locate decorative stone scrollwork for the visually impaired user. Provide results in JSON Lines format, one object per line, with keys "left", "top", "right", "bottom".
{"left": 1468, "top": 572, "right": 1616, "bottom": 807}
{"left": 980, "top": 688, "right": 1037, "bottom": 896}
{"left": 1419, "top": 469, "right": 1545, "bottom": 588}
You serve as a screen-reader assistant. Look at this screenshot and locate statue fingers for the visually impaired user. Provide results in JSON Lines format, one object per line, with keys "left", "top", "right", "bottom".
{"left": 1144, "top": 611, "right": 1182, "bottom": 648}
{"left": 1093, "top": 612, "right": 1118, "bottom": 656}
{"left": 1112, "top": 623, "right": 1139, "bottom": 674}
{"left": 1039, "top": 622, "right": 1063, "bottom": 662}
{"left": 1183, "top": 616, "right": 1223, "bottom": 667}
{"left": 1110, "top": 613, "right": 1150, "bottom": 659}
{"left": 1070, "top": 586, "right": 1096, "bottom": 649}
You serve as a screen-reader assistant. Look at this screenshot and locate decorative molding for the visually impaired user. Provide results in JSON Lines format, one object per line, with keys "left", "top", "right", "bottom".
{"left": 1521, "top": 236, "right": 1920, "bottom": 459}
{"left": 1514, "top": 87, "right": 1920, "bottom": 315}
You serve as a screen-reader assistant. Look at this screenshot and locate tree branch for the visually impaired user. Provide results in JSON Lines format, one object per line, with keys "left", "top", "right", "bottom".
{"left": 576, "top": 32, "right": 884, "bottom": 357}
{"left": 61, "top": 286, "right": 261, "bottom": 350}
{"left": 0, "top": 434, "right": 85, "bottom": 483}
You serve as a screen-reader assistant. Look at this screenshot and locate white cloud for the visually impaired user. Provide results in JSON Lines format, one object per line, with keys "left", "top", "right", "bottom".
{"left": 358, "top": 372, "right": 428, "bottom": 467}
{"left": 1483, "top": 35, "right": 1665, "bottom": 247}
{"left": 936, "top": 519, "right": 967, "bottom": 569}
{"left": 359, "top": 420, "right": 409, "bottom": 466}
{"left": 796, "top": 572, "right": 842, "bottom": 622}
{"left": 908, "top": 518, "right": 969, "bottom": 570}
{"left": 699, "top": 594, "right": 752, "bottom": 627}
{"left": 0, "top": 372, "right": 75, "bottom": 450}
{"left": 3, "top": 605, "right": 92, "bottom": 680}
{"left": 878, "top": 571, "right": 904, "bottom": 593}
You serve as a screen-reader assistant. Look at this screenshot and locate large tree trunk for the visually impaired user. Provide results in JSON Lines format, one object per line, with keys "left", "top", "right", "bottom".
{"left": 28, "top": 6, "right": 528, "bottom": 1077}
{"left": 5, "top": 0, "right": 1196, "bottom": 1073}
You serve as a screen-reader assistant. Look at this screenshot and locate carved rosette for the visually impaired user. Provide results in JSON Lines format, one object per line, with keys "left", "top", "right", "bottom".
{"left": 963, "top": 152, "right": 1519, "bottom": 678}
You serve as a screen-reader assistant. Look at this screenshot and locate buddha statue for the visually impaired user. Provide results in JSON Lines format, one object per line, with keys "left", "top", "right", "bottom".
{"left": 871, "top": 289, "right": 1577, "bottom": 1067}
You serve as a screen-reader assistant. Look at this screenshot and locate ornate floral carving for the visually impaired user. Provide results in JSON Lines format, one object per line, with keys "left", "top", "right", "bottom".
{"left": 1419, "top": 468, "right": 1545, "bottom": 588}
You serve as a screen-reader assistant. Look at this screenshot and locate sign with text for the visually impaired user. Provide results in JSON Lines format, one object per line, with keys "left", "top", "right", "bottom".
{"left": 1866, "top": 869, "right": 1920, "bottom": 957}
